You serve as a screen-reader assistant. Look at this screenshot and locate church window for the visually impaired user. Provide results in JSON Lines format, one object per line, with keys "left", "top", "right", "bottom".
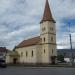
{"left": 42, "top": 27, "right": 45, "bottom": 31}
{"left": 44, "top": 37, "right": 45, "bottom": 42}
{"left": 44, "top": 49, "right": 45, "bottom": 53}
{"left": 44, "top": 27, "right": 45, "bottom": 30}
{"left": 32, "top": 50, "right": 33, "bottom": 57}
{"left": 50, "top": 27, "right": 53, "bottom": 31}
{"left": 52, "top": 49, "right": 53, "bottom": 54}
{"left": 26, "top": 51, "right": 28, "bottom": 57}
{"left": 52, "top": 28, "right": 53, "bottom": 31}
{"left": 51, "top": 37, "right": 53, "bottom": 41}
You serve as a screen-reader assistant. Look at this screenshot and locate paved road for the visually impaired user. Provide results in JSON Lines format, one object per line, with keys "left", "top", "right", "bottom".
{"left": 0, "top": 67, "right": 75, "bottom": 75}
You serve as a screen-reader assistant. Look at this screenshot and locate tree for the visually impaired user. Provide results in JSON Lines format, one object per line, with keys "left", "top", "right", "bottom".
{"left": 57, "top": 54, "right": 64, "bottom": 62}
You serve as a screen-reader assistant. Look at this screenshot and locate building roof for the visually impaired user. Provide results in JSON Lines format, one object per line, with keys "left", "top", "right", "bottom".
{"left": 16, "top": 36, "right": 41, "bottom": 48}
{"left": 0, "top": 47, "right": 9, "bottom": 52}
{"left": 7, "top": 51, "right": 19, "bottom": 56}
{"left": 40, "top": 0, "right": 55, "bottom": 23}
{"left": 15, "top": 0, "right": 55, "bottom": 49}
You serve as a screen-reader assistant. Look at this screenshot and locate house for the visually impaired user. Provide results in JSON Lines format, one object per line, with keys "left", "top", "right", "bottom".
{"left": 0, "top": 47, "right": 9, "bottom": 62}
{"left": 6, "top": 0, "right": 57, "bottom": 64}
{"left": 6, "top": 51, "right": 19, "bottom": 64}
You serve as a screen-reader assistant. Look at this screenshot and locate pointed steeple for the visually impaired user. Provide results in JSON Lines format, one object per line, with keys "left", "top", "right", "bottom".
{"left": 40, "top": 0, "right": 55, "bottom": 23}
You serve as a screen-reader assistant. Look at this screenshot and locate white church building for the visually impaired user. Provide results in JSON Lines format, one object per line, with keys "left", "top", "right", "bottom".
{"left": 6, "top": 0, "right": 57, "bottom": 64}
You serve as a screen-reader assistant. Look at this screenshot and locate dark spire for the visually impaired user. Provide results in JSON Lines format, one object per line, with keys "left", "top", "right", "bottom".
{"left": 40, "top": 0, "right": 55, "bottom": 23}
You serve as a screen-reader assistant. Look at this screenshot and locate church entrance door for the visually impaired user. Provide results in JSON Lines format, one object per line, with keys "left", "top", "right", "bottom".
{"left": 13, "top": 58, "right": 17, "bottom": 64}
{"left": 51, "top": 56, "right": 56, "bottom": 64}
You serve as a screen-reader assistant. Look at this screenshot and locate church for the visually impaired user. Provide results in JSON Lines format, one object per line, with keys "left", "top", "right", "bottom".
{"left": 6, "top": 0, "right": 57, "bottom": 64}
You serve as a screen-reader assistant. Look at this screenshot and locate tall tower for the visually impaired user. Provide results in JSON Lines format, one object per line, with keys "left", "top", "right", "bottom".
{"left": 40, "top": 0, "right": 57, "bottom": 64}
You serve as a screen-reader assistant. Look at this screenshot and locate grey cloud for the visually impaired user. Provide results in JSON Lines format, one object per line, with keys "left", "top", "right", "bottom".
{"left": 0, "top": 0, "right": 75, "bottom": 49}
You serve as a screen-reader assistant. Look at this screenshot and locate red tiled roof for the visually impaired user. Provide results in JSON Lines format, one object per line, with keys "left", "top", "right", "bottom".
{"left": 0, "top": 47, "right": 8, "bottom": 52}
{"left": 16, "top": 36, "right": 41, "bottom": 48}
{"left": 40, "top": 0, "right": 55, "bottom": 23}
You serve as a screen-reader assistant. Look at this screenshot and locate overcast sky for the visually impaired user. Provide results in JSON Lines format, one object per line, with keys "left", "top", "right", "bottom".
{"left": 0, "top": 0, "right": 75, "bottom": 50}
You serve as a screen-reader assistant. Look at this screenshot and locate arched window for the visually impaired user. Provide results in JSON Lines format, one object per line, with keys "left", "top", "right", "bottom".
{"left": 52, "top": 28, "right": 53, "bottom": 31}
{"left": 52, "top": 49, "right": 53, "bottom": 54}
{"left": 44, "top": 49, "right": 45, "bottom": 53}
{"left": 50, "top": 27, "right": 53, "bottom": 31}
{"left": 42, "top": 27, "right": 45, "bottom": 31}
{"left": 51, "top": 37, "right": 53, "bottom": 41}
{"left": 43, "top": 27, "right": 45, "bottom": 31}
{"left": 32, "top": 50, "right": 33, "bottom": 57}
{"left": 44, "top": 37, "right": 45, "bottom": 42}
{"left": 26, "top": 51, "right": 28, "bottom": 57}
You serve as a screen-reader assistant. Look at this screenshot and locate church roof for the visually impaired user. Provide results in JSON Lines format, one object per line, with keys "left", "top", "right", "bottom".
{"left": 40, "top": 0, "right": 55, "bottom": 23}
{"left": 16, "top": 36, "right": 41, "bottom": 48}
{"left": 7, "top": 51, "right": 19, "bottom": 56}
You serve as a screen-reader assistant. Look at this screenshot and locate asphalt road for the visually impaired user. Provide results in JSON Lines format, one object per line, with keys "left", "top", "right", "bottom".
{"left": 0, "top": 67, "right": 75, "bottom": 75}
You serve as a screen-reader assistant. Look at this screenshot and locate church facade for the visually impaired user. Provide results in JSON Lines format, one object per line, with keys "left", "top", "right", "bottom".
{"left": 6, "top": 0, "right": 57, "bottom": 64}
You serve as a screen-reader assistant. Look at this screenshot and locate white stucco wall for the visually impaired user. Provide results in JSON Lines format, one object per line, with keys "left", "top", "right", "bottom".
{"left": 36, "top": 44, "right": 42, "bottom": 63}
{"left": 40, "top": 21, "right": 57, "bottom": 63}
{"left": 15, "top": 45, "right": 38, "bottom": 64}
{"left": 6, "top": 54, "right": 13, "bottom": 64}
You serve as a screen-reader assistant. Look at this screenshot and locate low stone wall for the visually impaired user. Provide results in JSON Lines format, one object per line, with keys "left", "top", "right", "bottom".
{"left": 7, "top": 63, "right": 58, "bottom": 67}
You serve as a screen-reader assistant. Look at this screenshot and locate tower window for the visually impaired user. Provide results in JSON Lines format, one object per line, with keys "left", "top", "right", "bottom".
{"left": 50, "top": 27, "right": 53, "bottom": 31}
{"left": 52, "top": 28, "right": 53, "bottom": 31}
{"left": 51, "top": 37, "right": 53, "bottom": 41}
{"left": 44, "top": 37, "right": 45, "bottom": 42}
{"left": 42, "top": 27, "right": 45, "bottom": 31}
{"left": 43, "top": 27, "right": 45, "bottom": 30}
{"left": 32, "top": 50, "right": 33, "bottom": 57}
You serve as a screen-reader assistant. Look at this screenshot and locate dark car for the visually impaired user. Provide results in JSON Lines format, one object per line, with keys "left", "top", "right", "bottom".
{"left": 0, "top": 59, "right": 7, "bottom": 68}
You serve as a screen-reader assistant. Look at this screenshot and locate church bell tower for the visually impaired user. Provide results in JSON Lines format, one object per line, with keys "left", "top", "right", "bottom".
{"left": 40, "top": 0, "right": 57, "bottom": 64}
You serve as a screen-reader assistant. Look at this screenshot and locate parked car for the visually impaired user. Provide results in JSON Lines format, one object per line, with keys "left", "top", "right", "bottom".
{"left": 0, "top": 59, "right": 7, "bottom": 68}
{"left": 0, "top": 53, "right": 7, "bottom": 68}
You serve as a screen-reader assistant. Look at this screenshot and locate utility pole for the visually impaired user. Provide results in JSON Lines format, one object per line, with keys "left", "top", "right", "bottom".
{"left": 69, "top": 23, "right": 73, "bottom": 66}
